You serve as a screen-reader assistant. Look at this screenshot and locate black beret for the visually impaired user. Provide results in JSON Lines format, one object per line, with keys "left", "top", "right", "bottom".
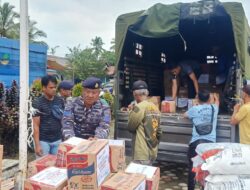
{"left": 132, "top": 80, "right": 148, "bottom": 91}
{"left": 82, "top": 77, "right": 102, "bottom": 89}
{"left": 58, "top": 80, "right": 74, "bottom": 90}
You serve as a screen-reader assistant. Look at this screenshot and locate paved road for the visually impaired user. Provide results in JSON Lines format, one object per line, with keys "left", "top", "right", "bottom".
{"left": 154, "top": 161, "right": 201, "bottom": 190}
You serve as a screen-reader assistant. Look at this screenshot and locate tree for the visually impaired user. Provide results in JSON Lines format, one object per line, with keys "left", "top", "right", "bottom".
{"left": 0, "top": 2, "right": 47, "bottom": 43}
{"left": 90, "top": 36, "right": 105, "bottom": 59}
{"left": 49, "top": 45, "right": 60, "bottom": 55}
{"left": 13, "top": 19, "right": 47, "bottom": 44}
{"left": 0, "top": 2, "right": 19, "bottom": 38}
{"left": 28, "top": 20, "right": 47, "bottom": 43}
{"left": 100, "top": 50, "right": 115, "bottom": 66}
{"left": 110, "top": 38, "right": 115, "bottom": 52}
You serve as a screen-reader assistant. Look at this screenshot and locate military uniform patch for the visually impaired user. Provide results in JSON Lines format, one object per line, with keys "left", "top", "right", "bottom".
{"left": 133, "top": 106, "right": 140, "bottom": 113}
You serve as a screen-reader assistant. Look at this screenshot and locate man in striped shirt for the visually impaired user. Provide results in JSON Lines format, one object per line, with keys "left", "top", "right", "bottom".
{"left": 32, "top": 75, "right": 64, "bottom": 157}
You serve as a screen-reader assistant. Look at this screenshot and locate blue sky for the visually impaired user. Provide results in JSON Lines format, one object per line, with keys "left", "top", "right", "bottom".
{"left": 5, "top": 0, "right": 250, "bottom": 57}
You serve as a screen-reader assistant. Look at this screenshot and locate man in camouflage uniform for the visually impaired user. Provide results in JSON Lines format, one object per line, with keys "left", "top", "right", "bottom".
{"left": 61, "top": 77, "right": 111, "bottom": 140}
{"left": 128, "top": 80, "right": 162, "bottom": 165}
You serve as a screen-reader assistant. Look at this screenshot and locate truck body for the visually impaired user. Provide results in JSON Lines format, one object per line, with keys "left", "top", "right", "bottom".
{"left": 114, "top": 0, "right": 250, "bottom": 163}
{"left": 0, "top": 38, "right": 47, "bottom": 88}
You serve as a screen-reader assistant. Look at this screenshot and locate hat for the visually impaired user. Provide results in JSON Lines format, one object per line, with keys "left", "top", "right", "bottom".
{"left": 82, "top": 77, "right": 102, "bottom": 89}
{"left": 242, "top": 84, "right": 250, "bottom": 95}
{"left": 132, "top": 80, "right": 148, "bottom": 91}
{"left": 58, "top": 80, "right": 74, "bottom": 90}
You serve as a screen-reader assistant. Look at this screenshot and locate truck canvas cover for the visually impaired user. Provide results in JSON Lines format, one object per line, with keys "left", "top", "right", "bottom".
{"left": 115, "top": 0, "right": 250, "bottom": 79}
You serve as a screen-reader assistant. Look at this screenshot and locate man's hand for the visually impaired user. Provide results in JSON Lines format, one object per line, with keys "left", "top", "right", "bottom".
{"left": 233, "top": 103, "right": 241, "bottom": 113}
{"left": 35, "top": 144, "right": 43, "bottom": 157}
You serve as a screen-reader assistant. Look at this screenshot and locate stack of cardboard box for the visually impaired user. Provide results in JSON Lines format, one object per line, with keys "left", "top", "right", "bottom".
{"left": 25, "top": 138, "right": 160, "bottom": 190}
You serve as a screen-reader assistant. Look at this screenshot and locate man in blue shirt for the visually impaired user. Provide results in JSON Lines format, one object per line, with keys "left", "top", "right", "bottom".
{"left": 184, "top": 90, "right": 219, "bottom": 190}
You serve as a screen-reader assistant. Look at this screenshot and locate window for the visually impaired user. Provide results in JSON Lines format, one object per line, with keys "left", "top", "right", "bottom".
{"left": 160, "top": 52, "right": 166, "bottom": 63}
{"left": 135, "top": 43, "right": 143, "bottom": 58}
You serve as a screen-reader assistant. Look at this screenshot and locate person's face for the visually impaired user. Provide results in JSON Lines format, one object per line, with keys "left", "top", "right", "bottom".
{"left": 43, "top": 81, "right": 57, "bottom": 97}
{"left": 82, "top": 88, "right": 100, "bottom": 106}
{"left": 241, "top": 91, "right": 249, "bottom": 102}
{"left": 133, "top": 91, "right": 144, "bottom": 103}
{"left": 60, "top": 89, "right": 72, "bottom": 98}
{"left": 171, "top": 66, "right": 181, "bottom": 75}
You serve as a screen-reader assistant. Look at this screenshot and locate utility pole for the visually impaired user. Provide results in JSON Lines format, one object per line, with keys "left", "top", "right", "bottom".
{"left": 18, "top": 0, "right": 29, "bottom": 189}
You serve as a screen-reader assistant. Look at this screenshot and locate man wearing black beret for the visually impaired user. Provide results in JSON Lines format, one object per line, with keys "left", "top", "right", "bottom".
{"left": 58, "top": 80, "right": 74, "bottom": 105}
{"left": 61, "top": 76, "right": 111, "bottom": 140}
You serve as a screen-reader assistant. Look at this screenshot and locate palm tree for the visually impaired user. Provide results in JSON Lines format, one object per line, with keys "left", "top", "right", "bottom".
{"left": 13, "top": 19, "right": 47, "bottom": 44}
{"left": 110, "top": 38, "right": 115, "bottom": 52}
{"left": 0, "top": 2, "right": 19, "bottom": 38}
{"left": 28, "top": 20, "right": 47, "bottom": 43}
{"left": 90, "top": 36, "right": 105, "bottom": 59}
{"left": 49, "top": 45, "right": 60, "bottom": 55}
{"left": 0, "top": 2, "right": 47, "bottom": 44}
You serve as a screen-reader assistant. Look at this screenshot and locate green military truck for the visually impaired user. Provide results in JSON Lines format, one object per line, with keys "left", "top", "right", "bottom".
{"left": 114, "top": 0, "right": 250, "bottom": 163}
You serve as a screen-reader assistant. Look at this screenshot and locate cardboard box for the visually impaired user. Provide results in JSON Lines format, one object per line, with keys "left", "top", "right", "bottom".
{"left": 161, "top": 100, "right": 176, "bottom": 113}
{"left": 24, "top": 167, "right": 67, "bottom": 190}
{"left": 28, "top": 154, "right": 57, "bottom": 177}
{"left": 108, "top": 140, "right": 126, "bottom": 173}
{"left": 101, "top": 172, "right": 146, "bottom": 190}
{"left": 125, "top": 163, "right": 160, "bottom": 190}
{"left": 147, "top": 96, "right": 161, "bottom": 109}
{"left": 56, "top": 137, "right": 87, "bottom": 168}
{"left": 67, "top": 139, "right": 110, "bottom": 190}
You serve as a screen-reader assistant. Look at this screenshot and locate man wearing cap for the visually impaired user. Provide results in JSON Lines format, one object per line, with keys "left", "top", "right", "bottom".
{"left": 231, "top": 84, "right": 250, "bottom": 144}
{"left": 58, "top": 80, "right": 74, "bottom": 105}
{"left": 128, "top": 80, "right": 162, "bottom": 165}
{"left": 61, "top": 76, "right": 111, "bottom": 140}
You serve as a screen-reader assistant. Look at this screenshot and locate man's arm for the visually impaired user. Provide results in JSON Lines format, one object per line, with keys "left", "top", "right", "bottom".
{"left": 128, "top": 105, "right": 144, "bottom": 132}
{"left": 33, "top": 116, "right": 43, "bottom": 156}
{"left": 172, "top": 78, "right": 178, "bottom": 100}
{"left": 61, "top": 101, "right": 76, "bottom": 140}
{"left": 189, "top": 72, "right": 199, "bottom": 96}
{"left": 213, "top": 93, "right": 220, "bottom": 107}
{"left": 230, "top": 104, "right": 243, "bottom": 125}
{"left": 95, "top": 104, "right": 111, "bottom": 139}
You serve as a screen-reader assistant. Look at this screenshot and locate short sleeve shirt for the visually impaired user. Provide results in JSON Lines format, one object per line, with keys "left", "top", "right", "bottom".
{"left": 187, "top": 104, "right": 219, "bottom": 143}
{"left": 32, "top": 95, "right": 64, "bottom": 142}
{"left": 235, "top": 103, "right": 250, "bottom": 144}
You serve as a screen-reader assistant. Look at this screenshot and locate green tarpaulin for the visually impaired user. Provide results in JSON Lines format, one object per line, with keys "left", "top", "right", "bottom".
{"left": 115, "top": 1, "right": 250, "bottom": 79}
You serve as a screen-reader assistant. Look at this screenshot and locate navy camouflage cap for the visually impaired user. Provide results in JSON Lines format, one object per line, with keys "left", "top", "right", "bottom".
{"left": 82, "top": 77, "right": 102, "bottom": 89}
{"left": 58, "top": 80, "right": 74, "bottom": 90}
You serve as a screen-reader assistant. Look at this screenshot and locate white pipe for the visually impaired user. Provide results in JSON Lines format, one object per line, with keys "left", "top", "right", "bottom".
{"left": 18, "top": 0, "right": 29, "bottom": 189}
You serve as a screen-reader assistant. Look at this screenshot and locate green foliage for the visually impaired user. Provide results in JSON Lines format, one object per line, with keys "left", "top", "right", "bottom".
{"left": 72, "top": 83, "right": 83, "bottom": 97}
{"left": 30, "top": 79, "right": 42, "bottom": 100}
{"left": 0, "top": 81, "right": 19, "bottom": 156}
{"left": 63, "top": 37, "right": 115, "bottom": 80}
{"left": 0, "top": 2, "right": 47, "bottom": 43}
{"left": 101, "top": 91, "right": 114, "bottom": 107}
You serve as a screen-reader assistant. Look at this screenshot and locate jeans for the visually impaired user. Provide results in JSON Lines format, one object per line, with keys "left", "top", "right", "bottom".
{"left": 187, "top": 139, "right": 212, "bottom": 190}
{"left": 40, "top": 139, "right": 61, "bottom": 156}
